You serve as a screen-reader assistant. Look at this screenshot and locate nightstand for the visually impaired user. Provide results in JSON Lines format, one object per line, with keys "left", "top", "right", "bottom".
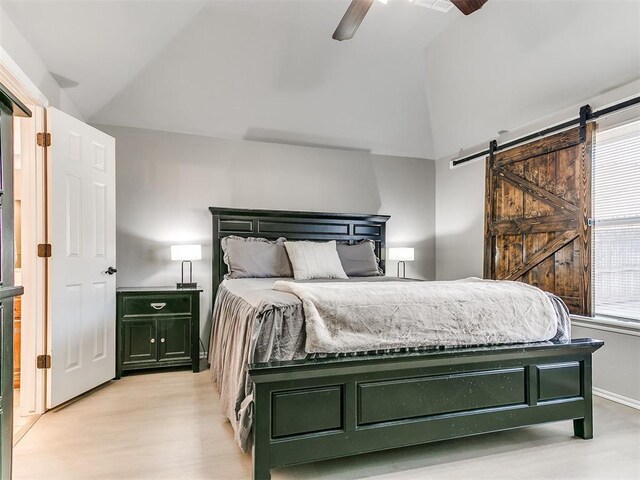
{"left": 116, "top": 287, "right": 202, "bottom": 378}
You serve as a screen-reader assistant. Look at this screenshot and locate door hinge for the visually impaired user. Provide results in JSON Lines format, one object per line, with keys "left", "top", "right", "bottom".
{"left": 37, "top": 354, "right": 51, "bottom": 369}
{"left": 36, "top": 132, "right": 51, "bottom": 147}
{"left": 37, "top": 243, "right": 52, "bottom": 258}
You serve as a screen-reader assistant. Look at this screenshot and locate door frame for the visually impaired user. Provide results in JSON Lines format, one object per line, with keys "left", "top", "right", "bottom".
{"left": 1, "top": 46, "right": 49, "bottom": 416}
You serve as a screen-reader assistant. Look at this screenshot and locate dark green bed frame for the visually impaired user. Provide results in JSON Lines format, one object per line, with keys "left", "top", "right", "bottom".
{"left": 209, "top": 207, "right": 603, "bottom": 480}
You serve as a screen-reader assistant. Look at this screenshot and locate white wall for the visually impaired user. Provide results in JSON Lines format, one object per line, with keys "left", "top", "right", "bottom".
{"left": 0, "top": 3, "right": 83, "bottom": 117}
{"left": 435, "top": 81, "right": 640, "bottom": 405}
{"left": 99, "top": 124, "right": 436, "bottom": 346}
{"left": 424, "top": 0, "right": 640, "bottom": 160}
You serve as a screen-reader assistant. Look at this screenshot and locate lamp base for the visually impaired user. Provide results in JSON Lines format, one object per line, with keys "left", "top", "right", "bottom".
{"left": 176, "top": 282, "right": 197, "bottom": 289}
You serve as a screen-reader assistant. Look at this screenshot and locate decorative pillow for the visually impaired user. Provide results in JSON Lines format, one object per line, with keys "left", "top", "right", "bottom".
{"left": 221, "top": 236, "right": 293, "bottom": 279}
{"left": 284, "top": 241, "right": 348, "bottom": 280}
{"left": 336, "top": 240, "right": 383, "bottom": 277}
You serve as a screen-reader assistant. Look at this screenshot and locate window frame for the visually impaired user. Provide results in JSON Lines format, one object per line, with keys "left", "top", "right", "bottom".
{"left": 590, "top": 119, "right": 640, "bottom": 324}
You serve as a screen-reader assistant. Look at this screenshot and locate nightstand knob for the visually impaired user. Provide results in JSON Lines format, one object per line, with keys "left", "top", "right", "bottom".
{"left": 150, "top": 338, "right": 155, "bottom": 343}
{"left": 160, "top": 338, "right": 165, "bottom": 343}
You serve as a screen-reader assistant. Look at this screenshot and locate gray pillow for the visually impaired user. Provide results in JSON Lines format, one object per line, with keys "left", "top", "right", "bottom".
{"left": 221, "top": 236, "right": 293, "bottom": 279}
{"left": 336, "top": 240, "right": 383, "bottom": 277}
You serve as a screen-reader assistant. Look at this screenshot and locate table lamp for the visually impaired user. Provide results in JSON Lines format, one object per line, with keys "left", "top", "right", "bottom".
{"left": 388, "top": 247, "right": 414, "bottom": 278}
{"left": 171, "top": 244, "right": 202, "bottom": 288}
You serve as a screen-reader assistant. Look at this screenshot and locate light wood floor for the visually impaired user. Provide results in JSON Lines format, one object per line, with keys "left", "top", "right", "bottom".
{"left": 13, "top": 370, "right": 640, "bottom": 480}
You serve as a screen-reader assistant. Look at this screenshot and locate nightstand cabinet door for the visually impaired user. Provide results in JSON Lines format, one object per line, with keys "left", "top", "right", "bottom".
{"left": 117, "top": 288, "right": 201, "bottom": 377}
{"left": 123, "top": 319, "right": 157, "bottom": 365}
{"left": 158, "top": 317, "right": 191, "bottom": 362}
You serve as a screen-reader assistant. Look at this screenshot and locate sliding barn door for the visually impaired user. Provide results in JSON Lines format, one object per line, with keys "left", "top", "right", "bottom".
{"left": 484, "top": 124, "right": 594, "bottom": 315}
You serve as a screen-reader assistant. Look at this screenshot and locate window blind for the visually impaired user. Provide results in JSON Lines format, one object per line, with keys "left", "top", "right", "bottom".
{"left": 593, "top": 119, "right": 640, "bottom": 321}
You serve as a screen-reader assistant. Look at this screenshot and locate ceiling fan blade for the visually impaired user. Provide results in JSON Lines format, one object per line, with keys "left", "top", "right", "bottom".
{"left": 450, "top": 0, "right": 488, "bottom": 15}
{"left": 332, "top": 0, "right": 375, "bottom": 41}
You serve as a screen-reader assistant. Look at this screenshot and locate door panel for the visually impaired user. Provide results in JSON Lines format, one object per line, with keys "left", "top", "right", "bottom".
{"left": 484, "top": 125, "right": 594, "bottom": 315}
{"left": 158, "top": 317, "right": 191, "bottom": 362}
{"left": 48, "top": 107, "right": 116, "bottom": 407}
{"left": 123, "top": 320, "right": 157, "bottom": 365}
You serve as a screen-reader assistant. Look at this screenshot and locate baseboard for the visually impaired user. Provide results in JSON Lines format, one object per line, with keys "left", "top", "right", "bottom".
{"left": 593, "top": 387, "right": 640, "bottom": 410}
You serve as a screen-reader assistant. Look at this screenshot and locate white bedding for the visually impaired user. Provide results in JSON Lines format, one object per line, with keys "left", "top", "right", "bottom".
{"left": 273, "top": 277, "right": 559, "bottom": 353}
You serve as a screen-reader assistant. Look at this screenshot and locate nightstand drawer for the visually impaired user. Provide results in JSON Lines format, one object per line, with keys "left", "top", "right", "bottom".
{"left": 122, "top": 294, "right": 192, "bottom": 317}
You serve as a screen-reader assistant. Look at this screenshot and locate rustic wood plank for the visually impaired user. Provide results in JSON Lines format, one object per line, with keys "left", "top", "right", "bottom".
{"left": 524, "top": 154, "right": 556, "bottom": 218}
{"left": 483, "top": 157, "right": 493, "bottom": 279}
{"left": 493, "top": 127, "right": 582, "bottom": 168}
{"left": 554, "top": 240, "right": 580, "bottom": 301}
{"left": 496, "top": 168, "right": 578, "bottom": 214}
{"left": 554, "top": 147, "right": 579, "bottom": 204}
{"left": 525, "top": 153, "right": 557, "bottom": 195}
{"left": 524, "top": 232, "right": 556, "bottom": 290}
{"left": 494, "top": 176, "right": 524, "bottom": 220}
{"left": 524, "top": 193, "right": 556, "bottom": 219}
{"left": 506, "top": 230, "right": 578, "bottom": 281}
{"left": 496, "top": 235, "right": 523, "bottom": 279}
{"left": 524, "top": 257, "right": 555, "bottom": 292}
{"left": 491, "top": 215, "right": 577, "bottom": 235}
{"left": 578, "top": 123, "right": 595, "bottom": 315}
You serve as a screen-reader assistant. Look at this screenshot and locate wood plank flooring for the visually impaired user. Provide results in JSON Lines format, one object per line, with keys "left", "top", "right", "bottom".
{"left": 13, "top": 370, "right": 640, "bottom": 480}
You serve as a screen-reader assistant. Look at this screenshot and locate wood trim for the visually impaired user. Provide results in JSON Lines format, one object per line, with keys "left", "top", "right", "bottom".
{"left": 490, "top": 214, "right": 578, "bottom": 235}
{"left": 506, "top": 230, "right": 578, "bottom": 280}
{"left": 483, "top": 157, "right": 493, "bottom": 279}
{"left": 18, "top": 106, "right": 47, "bottom": 416}
{"left": 579, "top": 123, "right": 595, "bottom": 316}
{"left": 493, "top": 127, "right": 582, "bottom": 168}
{"left": 592, "top": 387, "right": 640, "bottom": 411}
{"left": 495, "top": 168, "right": 578, "bottom": 213}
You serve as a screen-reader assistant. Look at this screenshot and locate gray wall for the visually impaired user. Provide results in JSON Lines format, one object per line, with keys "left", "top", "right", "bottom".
{"left": 99, "top": 124, "right": 436, "bottom": 347}
{"left": 572, "top": 324, "right": 640, "bottom": 404}
{"left": 435, "top": 157, "right": 485, "bottom": 280}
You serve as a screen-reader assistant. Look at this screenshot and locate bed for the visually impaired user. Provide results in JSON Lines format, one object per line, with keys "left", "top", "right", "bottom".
{"left": 208, "top": 207, "right": 603, "bottom": 480}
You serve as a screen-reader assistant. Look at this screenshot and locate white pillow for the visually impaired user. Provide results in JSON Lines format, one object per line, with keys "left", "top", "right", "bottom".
{"left": 284, "top": 241, "right": 348, "bottom": 280}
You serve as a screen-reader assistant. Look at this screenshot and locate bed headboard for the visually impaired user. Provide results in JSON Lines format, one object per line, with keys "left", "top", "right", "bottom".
{"left": 209, "top": 207, "right": 390, "bottom": 298}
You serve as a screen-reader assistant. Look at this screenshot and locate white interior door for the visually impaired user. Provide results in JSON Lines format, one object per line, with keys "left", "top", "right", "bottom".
{"left": 47, "top": 107, "right": 116, "bottom": 408}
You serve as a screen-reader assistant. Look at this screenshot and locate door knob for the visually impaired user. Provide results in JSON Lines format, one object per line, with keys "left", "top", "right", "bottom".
{"left": 106, "top": 267, "right": 117, "bottom": 275}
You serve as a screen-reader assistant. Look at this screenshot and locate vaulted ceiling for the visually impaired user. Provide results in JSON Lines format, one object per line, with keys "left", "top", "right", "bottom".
{"left": 3, "top": 0, "right": 639, "bottom": 159}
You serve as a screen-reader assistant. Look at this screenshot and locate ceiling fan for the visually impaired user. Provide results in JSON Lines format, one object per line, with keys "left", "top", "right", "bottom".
{"left": 332, "top": 0, "right": 488, "bottom": 41}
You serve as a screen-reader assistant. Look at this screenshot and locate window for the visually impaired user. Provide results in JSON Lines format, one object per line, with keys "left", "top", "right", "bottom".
{"left": 593, "top": 120, "right": 640, "bottom": 322}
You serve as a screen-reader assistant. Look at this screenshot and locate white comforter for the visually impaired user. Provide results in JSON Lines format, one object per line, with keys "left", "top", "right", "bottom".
{"left": 273, "top": 278, "right": 558, "bottom": 354}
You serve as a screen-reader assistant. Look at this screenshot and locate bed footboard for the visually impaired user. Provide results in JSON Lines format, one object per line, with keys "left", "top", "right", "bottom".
{"left": 249, "top": 339, "right": 603, "bottom": 480}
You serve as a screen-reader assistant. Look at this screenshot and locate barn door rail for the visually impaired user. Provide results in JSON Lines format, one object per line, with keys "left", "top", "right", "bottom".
{"left": 453, "top": 95, "right": 640, "bottom": 167}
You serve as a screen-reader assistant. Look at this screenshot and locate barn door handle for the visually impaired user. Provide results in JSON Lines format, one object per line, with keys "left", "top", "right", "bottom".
{"left": 150, "top": 303, "right": 166, "bottom": 310}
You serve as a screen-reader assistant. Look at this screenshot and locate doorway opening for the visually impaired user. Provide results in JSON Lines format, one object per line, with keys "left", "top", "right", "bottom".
{"left": 12, "top": 108, "right": 47, "bottom": 444}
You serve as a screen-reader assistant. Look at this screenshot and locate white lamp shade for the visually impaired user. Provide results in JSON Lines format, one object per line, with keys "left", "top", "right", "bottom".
{"left": 388, "top": 247, "right": 414, "bottom": 262}
{"left": 171, "top": 244, "right": 202, "bottom": 261}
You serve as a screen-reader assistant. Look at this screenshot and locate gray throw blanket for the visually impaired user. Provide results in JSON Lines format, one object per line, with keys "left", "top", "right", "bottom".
{"left": 273, "top": 278, "right": 559, "bottom": 353}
